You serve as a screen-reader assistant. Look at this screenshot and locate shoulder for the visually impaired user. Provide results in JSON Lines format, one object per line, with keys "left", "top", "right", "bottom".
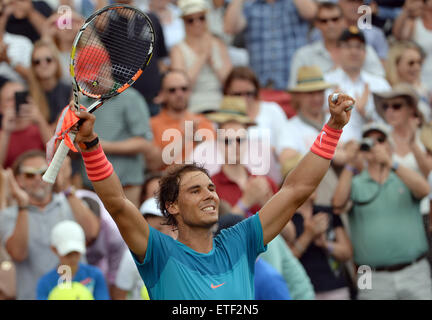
{"left": 38, "top": 267, "right": 59, "bottom": 285}
{"left": 80, "top": 263, "right": 105, "bottom": 278}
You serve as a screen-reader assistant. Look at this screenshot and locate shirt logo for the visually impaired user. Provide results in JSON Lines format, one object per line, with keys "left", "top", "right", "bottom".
{"left": 319, "top": 131, "right": 327, "bottom": 147}
{"left": 211, "top": 283, "right": 225, "bottom": 289}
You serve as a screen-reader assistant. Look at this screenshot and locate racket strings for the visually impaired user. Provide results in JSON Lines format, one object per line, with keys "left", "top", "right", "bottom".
{"left": 74, "top": 7, "right": 153, "bottom": 98}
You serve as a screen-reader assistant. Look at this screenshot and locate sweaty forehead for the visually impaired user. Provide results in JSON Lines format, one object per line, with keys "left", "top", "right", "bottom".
{"left": 179, "top": 171, "right": 212, "bottom": 190}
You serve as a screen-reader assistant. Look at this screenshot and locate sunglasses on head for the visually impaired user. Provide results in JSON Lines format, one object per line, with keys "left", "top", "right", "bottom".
{"left": 383, "top": 102, "right": 404, "bottom": 111}
{"left": 222, "top": 136, "right": 247, "bottom": 145}
{"left": 317, "top": 16, "right": 341, "bottom": 24}
{"left": 167, "top": 86, "right": 188, "bottom": 93}
{"left": 33, "top": 57, "right": 53, "bottom": 66}
{"left": 185, "top": 15, "right": 206, "bottom": 25}
{"left": 230, "top": 91, "right": 256, "bottom": 98}
{"left": 20, "top": 166, "right": 48, "bottom": 179}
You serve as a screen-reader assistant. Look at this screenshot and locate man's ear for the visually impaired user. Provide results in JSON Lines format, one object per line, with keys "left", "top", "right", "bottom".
{"left": 166, "top": 201, "right": 179, "bottom": 216}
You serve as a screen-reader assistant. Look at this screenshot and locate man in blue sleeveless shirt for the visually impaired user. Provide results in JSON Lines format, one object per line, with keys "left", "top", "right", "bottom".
{"left": 72, "top": 92, "right": 354, "bottom": 300}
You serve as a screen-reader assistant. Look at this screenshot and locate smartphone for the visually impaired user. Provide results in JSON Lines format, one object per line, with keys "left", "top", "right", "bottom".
{"left": 15, "top": 90, "right": 29, "bottom": 116}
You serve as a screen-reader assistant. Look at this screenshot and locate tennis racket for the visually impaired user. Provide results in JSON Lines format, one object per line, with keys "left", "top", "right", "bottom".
{"left": 43, "top": 4, "right": 155, "bottom": 184}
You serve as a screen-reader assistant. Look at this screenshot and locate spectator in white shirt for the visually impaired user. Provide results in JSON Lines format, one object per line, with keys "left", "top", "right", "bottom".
{"left": 289, "top": 1, "right": 384, "bottom": 90}
{"left": 278, "top": 65, "right": 339, "bottom": 206}
{"left": 324, "top": 27, "right": 391, "bottom": 142}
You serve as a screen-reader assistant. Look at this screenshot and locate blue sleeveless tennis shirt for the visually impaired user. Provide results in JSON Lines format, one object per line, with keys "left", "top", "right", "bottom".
{"left": 131, "top": 213, "right": 267, "bottom": 300}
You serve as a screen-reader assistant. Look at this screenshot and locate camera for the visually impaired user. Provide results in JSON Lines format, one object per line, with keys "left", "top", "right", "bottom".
{"left": 360, "top": 137, "right": 374, "bottom": 152}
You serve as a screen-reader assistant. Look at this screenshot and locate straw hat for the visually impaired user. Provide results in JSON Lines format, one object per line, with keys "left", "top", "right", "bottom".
{"left": 178, "top": 0, "right": 208, "bottom": 17}
{"left": 206, "top": 96, "right": 256, "bottom": 126}
{"left": 288, "top": 65, "right": 334, "bottom": 93}
{"left": 373, "top": 82, "right": 422, "bottom": 121}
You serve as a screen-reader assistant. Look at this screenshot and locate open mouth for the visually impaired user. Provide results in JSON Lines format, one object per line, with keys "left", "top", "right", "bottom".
{"left": 201, "top": 205, "right": 216, "bottom": 213}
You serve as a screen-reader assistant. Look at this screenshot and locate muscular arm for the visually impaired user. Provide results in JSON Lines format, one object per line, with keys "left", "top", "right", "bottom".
{"left": 293, "top": 0, "right": 318, "bottom": 21}
{"left": 259, "top": 94, "right": 353, "bottom": 245}
{"left": 224, "top": 0, "right": 247, "bottom": 35}
{"left": 74, "top": 111, "right": 150, "bottom": 262}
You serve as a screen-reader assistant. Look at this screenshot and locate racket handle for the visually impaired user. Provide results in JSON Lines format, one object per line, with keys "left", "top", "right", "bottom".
{"left": 42, "top": 132, "right": 76, "bottom": 184}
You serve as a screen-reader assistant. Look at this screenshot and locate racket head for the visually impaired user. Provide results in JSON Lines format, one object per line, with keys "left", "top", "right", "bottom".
{"left": 70, "top": 4, "right": 154, "bottom": 101}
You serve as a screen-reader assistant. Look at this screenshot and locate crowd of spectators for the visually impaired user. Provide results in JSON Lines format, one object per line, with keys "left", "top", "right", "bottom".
{"left": 0, "top": 0, "right": 432, "bottom": 300}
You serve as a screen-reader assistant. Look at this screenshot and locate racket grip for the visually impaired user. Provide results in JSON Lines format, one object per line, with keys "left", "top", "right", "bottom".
{"left": 42, "top": 132, "right": 76, "bottom": 184}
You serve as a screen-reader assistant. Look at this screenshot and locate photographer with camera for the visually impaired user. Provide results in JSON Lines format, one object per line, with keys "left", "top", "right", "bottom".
{"left": 332, "top": 122, "right": 431, "bottom": 299}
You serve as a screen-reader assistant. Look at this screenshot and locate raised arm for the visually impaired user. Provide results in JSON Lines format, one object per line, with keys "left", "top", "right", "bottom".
{"left": 259, "top": 94, "right": 354, "bottom": 245}
{"left": 224, "top": 0, "right": 247, "bottom": 35}
{"left": 392, "top": 0, "right": 423, "bottom": 40}
{"left": 73, "top": 111, "right": 150, "bottom": 262}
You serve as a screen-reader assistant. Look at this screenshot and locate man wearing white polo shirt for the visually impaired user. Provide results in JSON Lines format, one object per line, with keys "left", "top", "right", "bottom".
{"left": 324, "top": 27, "right": 391, "bottom": 143}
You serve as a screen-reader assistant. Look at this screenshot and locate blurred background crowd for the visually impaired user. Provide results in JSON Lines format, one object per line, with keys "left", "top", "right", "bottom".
{"left": 0, "top": 0, "right": 432, "bottom": 300}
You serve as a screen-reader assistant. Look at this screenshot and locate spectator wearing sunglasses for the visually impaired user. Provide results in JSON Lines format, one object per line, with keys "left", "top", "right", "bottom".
{"left": 333, "top": 122, "right": 432, "bottom": 300}
{"left": 170, "top": 0, "right": 232, "bottom": 114}
{"left": 393, "top": 0, "right": 432, "bottom": 92}
{"left": 27, "top": 39, "right": 72, "bottom": 127}
{"left": 0, "top": 151, "right": 99, "bottom": 299}
{"left": 374, "top": 83, "right": 432, "bottom": 261}
{"left": 222, "top": 66, "right": 289, "bottom": 185}
{"left": 150, "top": 69, "right": 215, "bottom": 167}
{"left": 289, "top": 1, "right": 385, "bottom": 90}
{"left": 324, "top": 27, "right": 391, "bottom": 143}
{"left": 385, "top": 41, "right": 431, "bottom": 122}
{"left": 206, "top": 96, "right": 278, "bottom": 218}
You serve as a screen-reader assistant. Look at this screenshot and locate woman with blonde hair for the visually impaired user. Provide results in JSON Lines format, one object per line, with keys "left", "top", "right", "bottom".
{"left": 170, "top": 0, "right": 232, "bottom": 114}
{"left": 385, "top": 41, "right": 431, "bottom": 122}
{"left": 28, "top": 39, "right": 72, "bottom": 127}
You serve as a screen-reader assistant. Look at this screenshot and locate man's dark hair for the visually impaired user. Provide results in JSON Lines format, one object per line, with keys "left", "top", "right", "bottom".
{"left": 223, "top": 66, "right": 260, "bottom": 99}
{"left": 315, "top": 1, "right": 343, "bottom": 20}
{"left": 156, "top": 163, "right": 211, "bottom": 227}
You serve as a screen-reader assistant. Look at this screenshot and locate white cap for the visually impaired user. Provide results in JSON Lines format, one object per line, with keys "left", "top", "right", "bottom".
{"left": 178, "top": 0, "right": 208, "bottom": 17}
{"left": 139, "top": 197, "right": 163, "bottom": 217}
{"left": 51, "top": 221, "right": 86, "bottom": 256}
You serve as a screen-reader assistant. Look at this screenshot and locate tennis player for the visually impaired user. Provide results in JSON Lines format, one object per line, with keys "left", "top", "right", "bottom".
{"left": 72, "top": 92, "right": 354, "bottom": 300}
